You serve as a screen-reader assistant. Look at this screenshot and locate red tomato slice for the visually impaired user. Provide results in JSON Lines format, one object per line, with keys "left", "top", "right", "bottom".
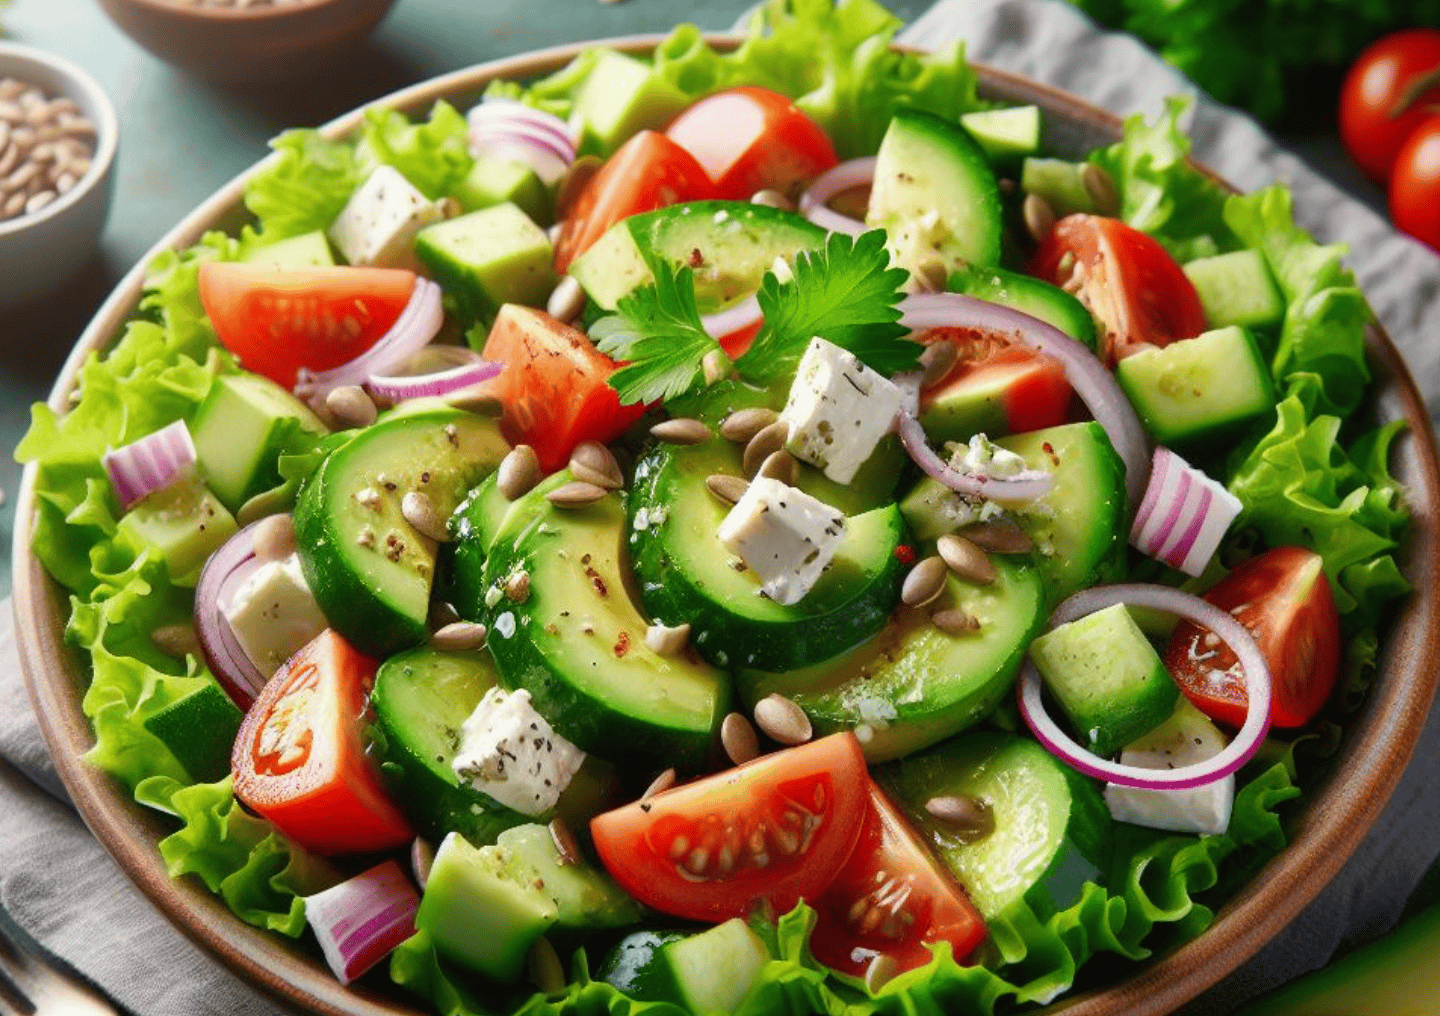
{"left": 809, "top": 784, "right": 987, "bottom": 978}
{"left": 478, "top": 304, "right": 646, "bottom": 473}
{"left": 1031, "top": 215, "right": 1207, "bottom": 367}
{"left": 918, "top": 327, "right": 1074, "bottom": 436}
{"left": 1164, "top": 547, "right": 1341, "bottom": 729}
{"left": 589, "top": 733, "right": 870, "bottom": 923}
{"left": 198, "top": 264, "right": 416, "bottom": 388}
{"left": 553, "top": 130, "right": 715, "bottom": 272}
{"left": 666, "top": 87, "right": 839, "bottom": 201}
{"left": 1339, "top": 29, "right": 1440, "bottom": 184}
{"left": 231, "top": 629, "right": 413, "bottom": 855}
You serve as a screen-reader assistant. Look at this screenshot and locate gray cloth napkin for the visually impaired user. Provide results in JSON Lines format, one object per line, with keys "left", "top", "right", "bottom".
{"left": 4, "top": 1, "right": 1440, "bottom": 1014}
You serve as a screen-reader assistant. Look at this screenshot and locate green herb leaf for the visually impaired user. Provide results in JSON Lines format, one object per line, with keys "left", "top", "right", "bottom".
{"left": 594, "top": 260, "right": 721, "bottom": 406}
{"left": 734, "top": 228, "right": 916, "bottom": 385}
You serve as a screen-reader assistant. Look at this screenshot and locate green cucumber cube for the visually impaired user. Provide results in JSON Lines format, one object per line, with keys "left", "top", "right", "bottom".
{"left": 1183, "top": 249, "right": 1285, "bottom": 330}
{"left": 1115, "top": 325, "right": 1277, "bottom": 448}
{"left": 597, "top": 930, "right": 688, "bottom": 1002}
{"left": 190, "top": 373, "right": 327, "bottom": 512}
{"left": 660, "top": 918, "right": 769, "bottom": 1015}
{"left": 1020, "top": 158, "right": 1099, "bottom": 216}
{"left": 142, "top": 681, "right": 243, "bottom": 783}
{"left": 493, "top": 824, "right": 642, "bottom": 931}
{"left": 117, "top": 475, "right": 238, "bottom": 587}
{"left": 452, "top": 154, "right": 551, "bottom": 225}
{"left": 239, "top": 230, "right": 334, "bottom": 269}
{"left": 1029, "top": 603, "right": 1177, "bottom": 758}
{"left": 961, "top": 105, "right": 1042, "bottom": 161}
{"left": 571, "top": 50, "right": 690, "bottom": 156}
{"left": 414, "top": 204, "right": 557, "bottom": 323}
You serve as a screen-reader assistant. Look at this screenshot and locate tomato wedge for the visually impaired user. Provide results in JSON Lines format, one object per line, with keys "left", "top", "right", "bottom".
{"left": 918, "top": 327, "right": 1073, "bottom": 438}
{"left": 809, "top": 784, "right": 987, "bottom": 978}
{"left": 1164, "top": 547, "right": 1341, "bottom": 729}
{"left": 198, "top": 263, "right": 416, "bottom": 388}
{"left": 666, "top": 87, "right": 839, "bottom": 201}
{"left": 1030, "top": 215, "right": 1207, "bottom": 366}
{"left": 589, "top": 733, "right": 870, "bottom": 922}
{"left": 231, "top": 629, "right": 413, "bottom": 855}
{"left": 478, "top": 304, "right": 647, "bottom": 473}
{"left": 553, "top": 130, "right": 715, "bottom": 272}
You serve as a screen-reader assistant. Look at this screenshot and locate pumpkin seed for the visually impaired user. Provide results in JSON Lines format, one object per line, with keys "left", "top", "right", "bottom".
{"left": 650, "top": 417, "right": 712, "bottom": 445}
{"left": 743, "top": 419, "right": 790, "bottom": 477}
{"left": 569, "top": 441, "right": 623, "bottom": 489}
{"left": 901, "top": 555, "right": 948, "bottom": 607}
{"left": 919, "top": 340, "right": 958, "bottom": 388}
{"left": 931, "top": 608, "right": 981, "bottom": 635}
{"left": 644, "top": 621, "right": 690, "bottom": 656}
{"left": 753, "top": 693, "right": 811, "bottom": 746}
{"left": 937, "top": 533, "right": 996, "bottom": 584}
{"left": 722, "top": 712, "right": 760, "bottom": 766}
{"left": 251, "top": 512, "right": 296, "bottom": 562}
{"left": 497, "top": 445, "right": 541, "bottom": 501}
{"left": 1022, "top": 192, "right": 1056, "bottom": 245}
{"left": 720, "top": 406, "right": 779, "bottom": 444}
{"left": 924, "top": 794, "right": 995, "bottom": 843}
{"left": 430, "top": 621, "right": 487, "bottom": 651}
{"left": 546, "top": 481, "right": 608, "bottom": 508}
{"left": 757, "top": 449, "right": 798, "bottom": 486}
{"left": 705, "top": 474, "right": 748, "bottom": 506}
{"left": 402, "top": 490, "right": 450, "bottom": 543}
{"left": 960, "top": 518, "right": 1034, "bottom": 554}
{"left": 1081, "top": 162, "right": 1120, "bottom": 216}
{"left": 643, "top": 767, "right": 677, "bottom": 800}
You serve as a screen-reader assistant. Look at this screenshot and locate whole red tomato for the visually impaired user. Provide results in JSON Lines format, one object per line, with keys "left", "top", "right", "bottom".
{"left": 1339, "top": 29, "right": 1440, "bottom": 184}
{"left": 1389, "top": 116, "right": 1440, "bottom": 251}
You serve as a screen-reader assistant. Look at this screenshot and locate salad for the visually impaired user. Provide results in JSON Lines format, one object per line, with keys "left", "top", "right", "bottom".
{"left": 14, "top": 1, "right": 1413, "bottom": 1013}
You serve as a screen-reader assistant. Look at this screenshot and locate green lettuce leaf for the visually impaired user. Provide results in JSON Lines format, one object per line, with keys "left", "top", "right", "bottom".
{"left": 243, "top": 130, "right": 363, "bottom": 241}
{"left": 360, "top": 101, "right": 475, "bottom": 201}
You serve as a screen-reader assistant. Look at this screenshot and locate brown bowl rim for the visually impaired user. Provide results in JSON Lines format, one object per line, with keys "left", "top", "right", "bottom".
{"left": 12, "top": 31, "right": 1440, "bottom": 1016}
{"left": 113, "top": 0, "right": 378, "bottom": 25}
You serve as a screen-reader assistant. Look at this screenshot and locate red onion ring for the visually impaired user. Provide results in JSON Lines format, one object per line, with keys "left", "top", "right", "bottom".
{"left": 1018, "top": 584, "right": 1273, "bottom": 790}
{"left": 896, "top": 411, "right": 1054, "bottom": 502}
{"left": 701, "top": 295, "right": 763, "bottom": 341}
{"left": 899, "top": 292, "right": 1153, "bottom": 513}
{"left": 468, "top": 100, "right": 575, "bottom": 185}
{"left": 294, "top": 279, "right": 444, "bottom": 410}
{"left": 103, "top": 420, "right": 196, "bottom": 511}
{"left": 468, "top": 100, "right": 575, "bottom": 157}
{"left": 798, "top": 156, "right": 874, "bottom": 237}
{"left": 194, "top": 521, "right": 268, "bottom": 710}
{"left": 366, "top": 361, "right": 503, "bottom": 403}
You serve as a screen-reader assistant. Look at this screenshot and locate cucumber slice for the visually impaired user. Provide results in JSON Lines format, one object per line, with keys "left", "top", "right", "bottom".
{"left": 739, "top": 557, "right": 1046, "bottom": 762}
{"left": 868, "top": 109, "right": 1003, "bottom": 276}
{"left": 1115, "top": 325, "right": 1277, "bottom": 449}
{"left": 1029, "top": 603, "right": 1179, "bottom": 758}
{"left": 961, "top": 106, "right": 1042, "bottom": 162}
{"left": 1020, "top": 158, "right": 1099, "bottom": 217}
{"left": 293, "top": 409, "right": 510, "bottom": 657}
{"left": 660, "top": 919, "right": 770, "bottom": 1015}
{"left": 481, "top": 478, "right": 729, "bottom": 769}
{"left": 1183, "top": 249, "right": 1285, "bottom": 330}
{"left": 628, "top": 440, "right": 907, "bottom": 671}
{"left": 492, "top": 824, "right": 642, "bottom": 931}
{"left": 443, "top": 471, "right": 571, "bottom": 619}
{"left": 947, "top": 264, "right": 1097, "bottom": 349}
{"left": 880, "top": 733, "right": 1112, "bottom": 921}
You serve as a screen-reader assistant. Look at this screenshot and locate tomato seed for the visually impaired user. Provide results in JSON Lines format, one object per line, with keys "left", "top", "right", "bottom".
{"left": 251, "top": 512, "right": 296, "bottom": 563}
{"left": 150, "top": 623, "right": 199, "bottom": 658}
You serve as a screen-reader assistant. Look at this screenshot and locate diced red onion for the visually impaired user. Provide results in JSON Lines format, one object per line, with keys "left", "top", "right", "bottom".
{"left": 899, "top": 292, "right": 1153, "bottom": 513}
{"left": 468, "top": 100, "right": 575, "bottom": 186}
{"left": 1018, "top": 584, "right": 1272, "bottom": 790}
{"left": 798, "top": 157, "right": 874, "bottom": 237}
{"left": 293, "top": 279, "right": 444, "bottom": 410}
{"left": 1131, "top": 446, "right": 1244, "bottom": 577}
{"left": 103, "top": 420, "right": 196, "bottom": 511}
{"left": 366, "top": 361, "right": 503, "bottom": 403}
{"left": 304, "top": 860, "right": 419, "bottom": 986}
{"left": 701, "top": 295, "right": 763, "bottom": 341}
{"left": 193, "top": 522, "right": 268, "bottom": 710}
{"left": 896, "top": 411, "right": 1054, "bottom": 502}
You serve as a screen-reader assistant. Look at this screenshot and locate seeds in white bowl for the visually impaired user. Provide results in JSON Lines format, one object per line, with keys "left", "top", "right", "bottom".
{"left": 0, "top": 78, "right": 96, "bottom": 225}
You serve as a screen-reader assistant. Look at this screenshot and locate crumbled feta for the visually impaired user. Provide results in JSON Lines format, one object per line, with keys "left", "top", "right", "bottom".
{"left": 717, "top": 476, "right": 846, "bottom": 606}
{"left": 780, "top": 337, "right": 907, "bottom": 484}
{"left": 451, "top": 687, "right": 586, "bottom": 816}
{"left": 949, "top": 434, "right": 1034, "bottom": 480}
{"left": 1103, "top": 702, "right": 1234, "bottom": 836}
{"left": 769, "top": 255, "right": 794, "bottom": 285}
{"left": 221, "top": 554, "right": 329, "bottom": 678}
{"left": 327, "top": 165, "right": 446, "bottom": 269}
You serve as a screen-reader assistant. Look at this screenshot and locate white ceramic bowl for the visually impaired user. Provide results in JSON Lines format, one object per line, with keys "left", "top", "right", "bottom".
{"left": 0, "top": 42, "right": 117, "bottom": 305}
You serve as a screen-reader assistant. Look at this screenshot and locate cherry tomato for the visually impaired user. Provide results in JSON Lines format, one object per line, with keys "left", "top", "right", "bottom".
{"left": 1031, "top": 215, "right": 1207, "bottom": 367}
{"left": 1164, "top": 547, "right": 1341, "bottom": 730}
{"left": 589, "top": 734, "right": 870, "bottom": 923}
{"left": 231, "top": 629, "right": 413, "bottom": 855}
{"left": 197, "top": 264, "right": 415, "bottom": 388}
{"left": 666, "top": 87, "right": 839, "bottom": 201}
{"left": 809, "top": 784, "right": 986, "bottom": 978}
{"left": 553, "top": 130, "right": 715, "bottom": 272}
{"left": 478, "top": 304, "right": 647, "bottom": 473}
{"left": 917, "top": 327, "right": 1073, "bottom": 437}
{"left": 1389, "top": 115, "right": 1440, "bottom": 251}
{"left": 1339, "top": 29, "right": 1440, "bottom": 184}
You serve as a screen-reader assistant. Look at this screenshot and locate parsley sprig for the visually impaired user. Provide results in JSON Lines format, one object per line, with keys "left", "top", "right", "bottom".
{"left": 592, "top": 228, "right": 918, "bottom": 406}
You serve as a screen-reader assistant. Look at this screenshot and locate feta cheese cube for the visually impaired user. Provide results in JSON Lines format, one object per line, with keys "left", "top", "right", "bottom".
{"left": 452, "top": 688, "right": 586, "bottom": 816}
{"left": 717, "top": 476, "right": 846, "bottom": 606}
{"left": 221, "top": 554, "right": 330, "bottom": 678}
{"left": 328, "top": 165, "right": 446, "bottom": 269}
{"left": 780, "top": 337, "right": 906, "bottom": 484}
{"left": 1103, "top": 701, "right": 1234, "bottom": 836}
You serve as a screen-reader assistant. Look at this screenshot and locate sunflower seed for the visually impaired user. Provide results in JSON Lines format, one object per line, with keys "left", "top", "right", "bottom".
{"left": 497, "top": 445, "right": 542, "bottom": 500}
{"left": 528, "top": 937, "right": 566, "bottom": 996}
{"left": 546, "top": 481, "right": 608, "bottom": 508}
{"left": 556, "top": 154, "right": 602, "bottom": 219}
{"left": 251, "top": 512, "right": 296, "bottom": 562}
{"left": 1081, "top": 162, "right": 1120, "bottom": 216}
{"left": 702, "top": 348, "right": 730, "bottom": 385}
{"left": 1022, "top": 192, "right": 1056, "bottom": 244}
{"left": 324, "top": 384, "right": 376, "bottom": 428}
{"left": 444, "top": 384, "right": 504, "bottom": 417}
{"left": 151, "top": 623, "right": 199, "bottom": 658}
{"left": 0, "top": 143, "right": 17, "bottom": 179}
{"left": 720, "top": 406, "right": 779, "bottom": 444}
{"left": 753, "top": 694, "right": 811, "bottom": 746}
{"left": 750, "top": 188, "right": 794, "bottom": 210}
{"left": 937, "top": 533, "right": 996, "bottom": 584}
{"left": 755, "top": 449, "right": 797, "bottom": 486}
{"left": 901, "top": 555, "right": 949, "bottom": 607}
{"left": 931, "top": 608, "right": 980, "bottom": 635}
{"left": 549, "top": 816, "right": 581, "bottom": 866}
{"left": 915, "top": 258, "right": 949, "bottom": 293}
{"left": 430, "top": 621, "right": 487, "bottom": 651}
{"left": 865, "top": 954, "right": 898, "bottom": 994}
{"left": 645, "top": 621, "right": 690, "bottom": 656}
{"left": 743, "top": 419, "right": 790, "bottom": 477}
{"left": 546, "top": 274, "right": 586, "bottom": 323}
{"left": 959, "top": 518, "right": 1034, "bottom": 554}
{"left": 924, "top": 794, "right": 995, "bottom": 843}
{"left": 643, "top": 767, "right": 677, "bottom": 799}
{"left": 428, "top": 599, "right": 460, "bottom": 631}
{"left": 722, "top": 712, "right": 760, "bottom": 766}
{"left": 402, "top": 491, "right": 451, "bottom": 543}
{"left": 235, "top": 486, "right": 292, "bottom": 527}
{"left": 705, "top": 474, "right": 748, "bottom": 505}
{"left": 569, "top": 441, "right": 623, "bottom": 489}
{"left": 919, "top": 340, "right": 958, "bottom": 388}
{"left": 410, "top": 837, "right": 435, "bottom": 890}
{"left": 650, "top": 417, "right": 712, "bottom": 445}
{"left": 503, "top": 569, "right": 531, "bottom": 603}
